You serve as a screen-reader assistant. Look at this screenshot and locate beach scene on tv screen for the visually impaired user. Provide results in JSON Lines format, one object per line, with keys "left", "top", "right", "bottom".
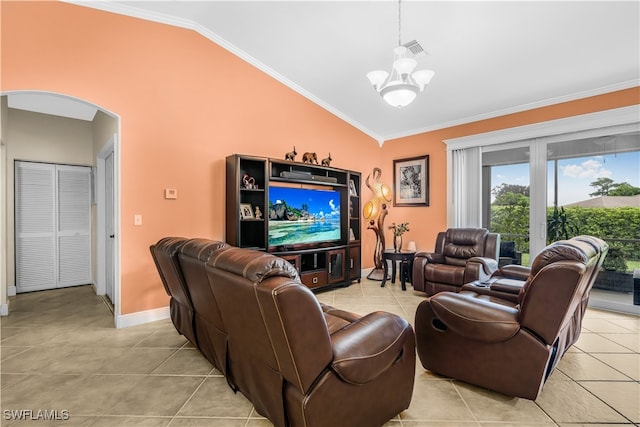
{"left": 268, "top": 186, "right": 341, "bottom": 246}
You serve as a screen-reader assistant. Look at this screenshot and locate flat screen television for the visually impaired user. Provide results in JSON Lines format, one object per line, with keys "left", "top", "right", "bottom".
{"left": 268, "top": 185, "right": 341, "bottom": 249}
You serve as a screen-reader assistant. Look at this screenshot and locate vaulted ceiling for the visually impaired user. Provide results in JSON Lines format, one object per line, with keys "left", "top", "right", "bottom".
{"left": 15, "top": 1, "right": 640, "bottom": 143}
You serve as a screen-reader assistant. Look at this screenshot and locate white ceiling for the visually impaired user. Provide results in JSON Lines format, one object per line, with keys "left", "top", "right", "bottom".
{"left": 28, "top": 2, "right": 640, "bottom": 142}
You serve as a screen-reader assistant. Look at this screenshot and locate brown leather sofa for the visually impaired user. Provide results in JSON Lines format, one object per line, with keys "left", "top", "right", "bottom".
{"left": 414, "top": 236, "right": 608, "bottom": 400}
{"left": 412, "top": 228, "right": 500, "bottom": 296}
{"left": 151, "top": 238, "right": 416, "bottom": 427}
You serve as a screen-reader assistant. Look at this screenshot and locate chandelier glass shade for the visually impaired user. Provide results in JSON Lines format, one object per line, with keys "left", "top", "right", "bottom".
{"left": 367, "top": 45, "right": 435, "bottom": 108}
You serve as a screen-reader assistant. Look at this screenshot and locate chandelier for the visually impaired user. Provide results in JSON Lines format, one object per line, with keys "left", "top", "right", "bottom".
{"left": 366, "top": 0, "right": 435, "bottom": 108}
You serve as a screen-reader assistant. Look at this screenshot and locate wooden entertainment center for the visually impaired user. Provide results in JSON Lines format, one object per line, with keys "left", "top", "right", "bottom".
{"left": 226, "top": 154, "right": 361, "bottom": 291}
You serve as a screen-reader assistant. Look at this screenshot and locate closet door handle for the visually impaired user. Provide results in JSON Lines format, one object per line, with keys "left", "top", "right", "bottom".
{"left": 109, "top": 234, "right": 115, "bottom": 238}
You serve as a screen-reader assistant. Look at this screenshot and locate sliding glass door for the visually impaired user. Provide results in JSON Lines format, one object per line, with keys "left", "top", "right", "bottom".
{"left": 546, "top": 132, "right": 639, "bottom": 312}
{"left": 480, "top": 131, "right": 639, "bottom": 313}
{"left": 482, "top": 145, "right": 532, "bottom": 265}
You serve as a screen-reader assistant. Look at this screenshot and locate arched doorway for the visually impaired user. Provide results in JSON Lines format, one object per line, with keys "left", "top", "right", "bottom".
{"left": 1, "top": 91, "right": 121, "bottom": 324}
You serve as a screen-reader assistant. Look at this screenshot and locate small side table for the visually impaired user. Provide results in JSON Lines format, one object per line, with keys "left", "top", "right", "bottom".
{"left": 381, "top": 250, "right": 416, "bottom": 291}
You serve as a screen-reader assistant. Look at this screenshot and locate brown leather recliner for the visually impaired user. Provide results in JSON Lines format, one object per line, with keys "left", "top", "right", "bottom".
{"left": 205, "top": 246, "right": 416, "bottom": 427}
{"left": 151, "top": 238, "right": 416, "bottom": 427}
{"left": 462, "top": 235, "right": 609, "bottom": 307}
{"left": 177, "top": 238, "right": 230, "bottom": 372}
{"left": 412, "top": 228, "right": 500, "bottom": 295}
{"left": 149, "top": 237, "right": 230, "bottom": 370}
{"left": 149, "top": 237, "right": 196, "bottom": 346}
{"left": 414, "top": 236, "right": 608, "bottom": 400}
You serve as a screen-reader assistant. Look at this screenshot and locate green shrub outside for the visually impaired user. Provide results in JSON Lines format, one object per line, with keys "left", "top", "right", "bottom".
{"left": 490, "top": 205, "right": 640, "bottom": 271}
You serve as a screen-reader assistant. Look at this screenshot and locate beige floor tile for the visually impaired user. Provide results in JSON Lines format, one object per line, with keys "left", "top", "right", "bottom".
{"left": 98, "top": 348, "right": 178, "bottom": 374}
{"left": 600, "top": 332, "right": 640, "bottom": 352}
{"left": 557, "top": 424, "right": 638, "bottom": 427}
{"left": 2, "top": 282, "right": 639, "bottom": 426}
{"left": 152, "top": 348, "right": 216, "bottom": 376}
{"left": 591, "top": 353, "right": 640, "bottom": 380}
{"left": 581, "top": 317, "right": 637, "bottom": 333}
{"left": 534, "top": 379, "right": 628, "bottom": 423}
{"left": 556, "top": 352, "right": 630, "bottom": 380}
{"left": 1, "top": 346, "right": 123, "bottom": 375}
{"left": 0, "top": 346, "right": 30, "bottom": 362}
{"left": 177, "top": 377, "right": 253, "bottom": 418}
{"left": 134, "top": 330, "right": 189, "bottom": 348}
{"left": 0, "top": 326, "right": 68, "bottom": 346}
{"left": 454, "top": 382, "right": 554, "bottom": 424}
{"left": 573, "top": 332, "right": 634, "bottom": 353}
{"left": 401, "top": 422, "right": 479, "bottom": 427}
{"left": 48, "top": 374, "right": 144, "bottom": 415}
{"left": 400, "top": 379, "right": 475, "bottom": 422}
{"left": 109, "top": 376, "right": 204, "bottom": 417}
{"left": 580, "top": 381, "right": 640, "bottom": 423}
{"left": 1, "top": 374, "right": 85, "bottom": 409}
{"left": 43, "top": 327, "right": 153, "bottom": 348}
{"left": 169, "top": 418, "right": 247, "bottom": 426}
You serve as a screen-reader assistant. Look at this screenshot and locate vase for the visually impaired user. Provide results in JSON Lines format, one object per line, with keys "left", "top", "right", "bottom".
{"left": 393, "top": 235, "right": 403, "bottom": 252}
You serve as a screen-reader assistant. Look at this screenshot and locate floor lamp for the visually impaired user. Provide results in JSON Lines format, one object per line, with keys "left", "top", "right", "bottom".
{"left": 363, "top": 167, "right": 392, "bottom": 281}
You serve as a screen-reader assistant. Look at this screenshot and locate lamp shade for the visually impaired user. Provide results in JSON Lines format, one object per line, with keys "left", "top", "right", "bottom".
{"left": 380, "top": 84, "right": 418, "bottom": 108}
{"left": 393, "top": 57, "right": 417, "bottom": 76}
{"left": 366, "top": 70, "right": 389, "bottom": 91}
{"left": 412, "top": 69, "right": 435, "bottom": 91}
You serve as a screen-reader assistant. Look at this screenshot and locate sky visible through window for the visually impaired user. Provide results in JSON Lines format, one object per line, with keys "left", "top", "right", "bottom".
{"left": 491, "top": 151, "right": 640, "bottom": 206}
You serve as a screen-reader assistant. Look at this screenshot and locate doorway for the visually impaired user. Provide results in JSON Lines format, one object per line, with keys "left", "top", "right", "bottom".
{"left": 2, "top": 91, "right": 120, "bottom": 323}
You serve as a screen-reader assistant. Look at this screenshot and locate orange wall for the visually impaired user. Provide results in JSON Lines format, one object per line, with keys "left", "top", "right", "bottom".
{"left": 2, "top": 1, "right": 637, "bottom": 315}
{"left": 1, "top": 1, "right": 381, "bottom": 314}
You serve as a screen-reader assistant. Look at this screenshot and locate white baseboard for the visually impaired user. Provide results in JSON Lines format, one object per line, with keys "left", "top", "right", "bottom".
{"left": 115, "top": 306, "right": 170, "bottom": 329}
{"left": 0, "top": 304, "right": 8, "bottom": 316}
{"left": 8, "top": 286, "right": 16, "bottom": 297}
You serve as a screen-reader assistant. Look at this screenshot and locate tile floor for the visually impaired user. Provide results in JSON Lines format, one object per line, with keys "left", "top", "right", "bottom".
{"left": 1, "top": 281, "right": 638, "bottom": 426}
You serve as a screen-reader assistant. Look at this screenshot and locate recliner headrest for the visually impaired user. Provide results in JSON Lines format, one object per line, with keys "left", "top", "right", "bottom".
{"left": 530, "top": 240, "right": 591, "bottom": 276}
{"left": 180, "top": 238, "right": 229, "bottom": 262}
{"left": 446, "top": 228, "right": 488, "bottom": 245}
{"left": 208, "top": 247, "right": 300, "bottom": 282}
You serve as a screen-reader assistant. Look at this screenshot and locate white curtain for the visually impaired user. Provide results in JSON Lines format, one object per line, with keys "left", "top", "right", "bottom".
{"left": 451, "top": 146, "right": 481, "bottom": 228}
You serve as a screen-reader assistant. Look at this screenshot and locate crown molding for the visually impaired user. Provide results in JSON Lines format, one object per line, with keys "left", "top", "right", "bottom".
{"left": 382, "top": 80, "right": 640, "bottom": 143}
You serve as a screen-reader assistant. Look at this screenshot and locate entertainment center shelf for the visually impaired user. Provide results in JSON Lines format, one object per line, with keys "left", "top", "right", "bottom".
{"left": 226, "top": 154, "right": 361, "bottom": 291}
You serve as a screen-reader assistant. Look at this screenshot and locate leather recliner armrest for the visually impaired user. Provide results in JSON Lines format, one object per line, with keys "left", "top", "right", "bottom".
{"left": 429, "top": 292, "right": 520, "bottom": 342}
{"left": 496, "top": 264, "right": 531, "bottom": 280}
{"left": 331, "top": 312, "right": 412, "bottom": 385}
{"left": 415, "top": 251, "right": 444, "bottom": 264}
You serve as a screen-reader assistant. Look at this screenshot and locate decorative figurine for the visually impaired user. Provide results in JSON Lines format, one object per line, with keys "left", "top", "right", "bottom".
{"left": 242, "top": 174, "right": 256, "bottom": 189}
{"left": 302, "top": 152, "right": 318, "bottom": 164}
{"left": 285, "top": 146, "right": 297, "bottom": 161}
{"left": 254, "top": 206, "right": 263, "bottom": 219}
{"left": 321, "top": 153, "right": 332, "bottom": 167}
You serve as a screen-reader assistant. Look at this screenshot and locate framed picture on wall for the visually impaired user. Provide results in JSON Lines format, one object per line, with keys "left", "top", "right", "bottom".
{"left": 393, "top": 155, "right": 429, "bottom": 207}
{"left": 240, "top": 203, "right": 254, "bottom": 219}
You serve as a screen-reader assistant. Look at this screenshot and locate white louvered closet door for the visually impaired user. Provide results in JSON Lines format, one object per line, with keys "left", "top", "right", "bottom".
{"left": 15, "top": 162, "right": 57, "bottom": 292}
{"left": 15, "top": 162, "right": 92, "bottom": 293}
{"left": 57, "top": 165, "right": 92, "bottom": 287}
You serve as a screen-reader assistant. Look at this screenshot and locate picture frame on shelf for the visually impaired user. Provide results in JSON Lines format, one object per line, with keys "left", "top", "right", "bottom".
{"left": 240, "top": 203, "right": 254, "bottom": 219}
{"left": 349, "top": 179, "right": 358, "bottom": 197}
{"left": 393, "top": 155, "right": 429, "bottom": 207}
